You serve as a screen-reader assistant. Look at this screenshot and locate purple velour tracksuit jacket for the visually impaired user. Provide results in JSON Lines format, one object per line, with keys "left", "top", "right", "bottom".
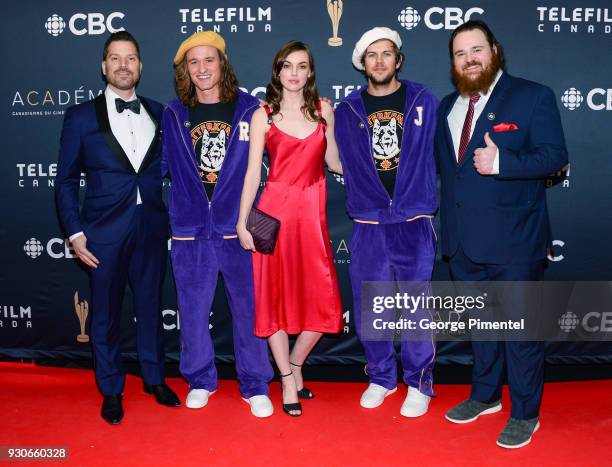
{"left": 161, "top": 90, "right": 260, "bottom": 238}
{"left": 334, "top": 78, "right": 439, "bottom": 222}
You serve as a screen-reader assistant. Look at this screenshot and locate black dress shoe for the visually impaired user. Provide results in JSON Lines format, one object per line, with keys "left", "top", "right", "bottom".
{"left": 143, "top": 382, "right": 181, "bottom": 407}
{"left": 101, "top": 395, "right": 123, "bottom": 425}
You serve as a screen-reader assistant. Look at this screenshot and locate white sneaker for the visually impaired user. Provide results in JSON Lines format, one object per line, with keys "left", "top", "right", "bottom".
{"left": 400, "top": 386, "right": 431, "bottom": 418}
{"left": 186, "top": 389, "right": 215, "bottom": 409}
{"left": 360, "top": 383, "right": 397, "bottom": 408}
{"left": 242, "top": 395, "right": 274, "bottom": 418}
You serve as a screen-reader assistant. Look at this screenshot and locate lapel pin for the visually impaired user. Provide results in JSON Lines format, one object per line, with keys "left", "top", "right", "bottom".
{"left": 184, "top": 121, "right": 191, "bottom": 128}
{"left": 359, "top": 122, "right": 365, "bottom": 128}
{"left": 487, "top": 113, "right": 495, "bottom": 120}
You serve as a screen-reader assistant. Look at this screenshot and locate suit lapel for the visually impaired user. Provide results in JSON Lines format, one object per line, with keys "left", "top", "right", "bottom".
{"left": 138, "top": 96, "right": 161, "bottom": 174}
{"left": 460, "top": 73, "right": 512, "bottom": 168}
{"left": 94, "top": 95, "right": 136, "bottom": 173}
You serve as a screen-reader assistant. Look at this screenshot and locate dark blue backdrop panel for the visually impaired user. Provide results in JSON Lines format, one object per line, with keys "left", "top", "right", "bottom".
{"left": 2, "top": 0, "right": 611, "bottom": 365}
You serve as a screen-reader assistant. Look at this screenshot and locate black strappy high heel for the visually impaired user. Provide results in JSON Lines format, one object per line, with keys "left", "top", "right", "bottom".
{"left": 290, "top": 362, "right": 315, "bottom": 399}
{"left": 280, "top": 371, "right": 302, "bottom": 416}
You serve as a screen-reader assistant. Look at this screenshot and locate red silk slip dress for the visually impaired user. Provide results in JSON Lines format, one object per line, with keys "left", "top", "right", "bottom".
{"left": 253, "top": 106, "right": 343, "bottom": 337}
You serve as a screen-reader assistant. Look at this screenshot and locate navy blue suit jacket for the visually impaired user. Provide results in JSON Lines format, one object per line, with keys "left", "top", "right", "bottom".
{"left": 435, "top": 73, "right": 568, "bottom": 264}
{"left": 56, "top": 94, "right": 168, "bottom": 244}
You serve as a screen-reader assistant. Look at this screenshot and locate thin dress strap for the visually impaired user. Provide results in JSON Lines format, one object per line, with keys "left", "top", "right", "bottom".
{"left": 316, "top": 100, "right": 327, "bottom": 127}
{"left": 263, "top": 104, "right": 273, "bottom": 124}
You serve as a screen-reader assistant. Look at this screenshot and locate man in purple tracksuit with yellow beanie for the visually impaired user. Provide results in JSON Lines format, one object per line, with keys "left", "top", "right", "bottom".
{"left": 162, "top": 31, "right": 273, "bottom": 417}
{"left": 335, "top": 27, "right": 438, "bottom": 417}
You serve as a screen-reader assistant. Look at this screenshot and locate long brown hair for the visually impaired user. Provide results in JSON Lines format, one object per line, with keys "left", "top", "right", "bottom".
{"left": 266, "top": 41, "right": 320, "bottom": 122}
{"left": 174, "top": 48, "right": 239, "bottom": 107}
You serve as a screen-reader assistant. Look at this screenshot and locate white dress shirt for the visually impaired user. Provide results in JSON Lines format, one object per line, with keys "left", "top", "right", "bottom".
{"left": 447, "top": 70, "right": 502, "bottom": 172}
{"left": 105, "top": 86, "right": 156, "bottom": 200}
{"left": 69, "top": 86, "right": 155, "bottom": 242}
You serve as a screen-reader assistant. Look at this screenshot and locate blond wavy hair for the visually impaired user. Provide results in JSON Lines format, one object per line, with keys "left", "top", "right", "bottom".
{"left": 174, "top": 49, "right": 238, "bottom": 107}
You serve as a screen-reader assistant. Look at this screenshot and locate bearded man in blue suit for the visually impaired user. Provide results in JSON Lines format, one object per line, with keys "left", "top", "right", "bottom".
{"left": 435, "top": 21, "right": 568, "bottom": 448}
{"left": 55, "top": 31, "right": 179, "bottom": 425}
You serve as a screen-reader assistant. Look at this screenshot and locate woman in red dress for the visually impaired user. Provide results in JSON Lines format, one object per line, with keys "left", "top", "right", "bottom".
{"left": 237, "top": 41, "right": 343, "bottom": 416}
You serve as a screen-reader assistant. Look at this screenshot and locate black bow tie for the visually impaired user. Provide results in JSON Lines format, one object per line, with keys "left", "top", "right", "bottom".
{"left": 115, "top": 98, "right": 141, "bottom": 114}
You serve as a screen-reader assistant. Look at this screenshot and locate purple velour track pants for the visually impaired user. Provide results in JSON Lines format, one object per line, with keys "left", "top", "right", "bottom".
{"left": 349, "top": 217, "right": 437, "bottom": 395}
{"left": 171, "top": 237, "right": 273, "bottom": 398}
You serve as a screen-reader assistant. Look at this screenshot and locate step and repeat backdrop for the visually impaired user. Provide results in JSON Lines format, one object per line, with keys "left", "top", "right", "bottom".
{"left": 2, "top": 1, "right": 611, "bottom": 367}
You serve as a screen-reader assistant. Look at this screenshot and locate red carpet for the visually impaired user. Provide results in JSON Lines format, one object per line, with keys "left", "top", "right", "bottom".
{"left": 1, "top": 362, "right": 610, "bottom": 466}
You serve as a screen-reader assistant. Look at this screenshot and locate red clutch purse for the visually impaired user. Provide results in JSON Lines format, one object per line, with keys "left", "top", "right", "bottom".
{"left": 247, "top": 207, "right": 280, "bottom": 255}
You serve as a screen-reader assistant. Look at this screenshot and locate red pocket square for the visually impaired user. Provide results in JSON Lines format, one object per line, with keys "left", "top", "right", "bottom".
{"left": 493, "top": 122, "right": 519, "bottom": 132}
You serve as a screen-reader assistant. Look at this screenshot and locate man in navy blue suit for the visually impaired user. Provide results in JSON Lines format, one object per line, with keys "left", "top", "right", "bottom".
{"left": 435, "top": 21, "right": 568, "bottom": 448}
{"left": 55, "top": 31, "right": 179, "bottom": 425}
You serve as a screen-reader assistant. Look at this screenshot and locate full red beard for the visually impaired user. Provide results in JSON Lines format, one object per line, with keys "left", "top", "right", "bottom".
{"left": 451, "top": 51, "right": 501, "bottom": 96}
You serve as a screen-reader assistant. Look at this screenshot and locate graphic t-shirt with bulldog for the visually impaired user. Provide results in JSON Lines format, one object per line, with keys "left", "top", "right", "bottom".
{"left": 189, "top": 101, "right": 236, "bottom": 201}
{"left": 362, "top": 84, "right": 406, "bottom": 198}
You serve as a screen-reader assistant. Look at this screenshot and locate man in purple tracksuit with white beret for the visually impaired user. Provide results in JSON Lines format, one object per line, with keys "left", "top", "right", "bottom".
{"left": 335, "top": 27, "right": 439, "bottom": 417}
{"left": 162, "top": 31, "right": 273, "bottom": 417}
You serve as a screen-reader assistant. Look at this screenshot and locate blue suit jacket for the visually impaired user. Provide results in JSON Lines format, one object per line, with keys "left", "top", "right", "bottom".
{"left": 55, "top": 94, "right": 168, "bottom": 244}
{"left": 435, "top": 73, "right": 568, "bottom": 264}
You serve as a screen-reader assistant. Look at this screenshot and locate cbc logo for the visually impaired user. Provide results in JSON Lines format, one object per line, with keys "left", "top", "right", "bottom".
{"left": 547, "top": 240, "right": 565, "bottom": 262}
{"left": 559, "top": 311, "right": 612, "bottom": 334}
{"left": 44, "top": 12, "right": 125, "bottom": 36}
{"left": 238, "top": 86, "right": 266, "bottom": 100}
{"left": 561, "top": 87, "right": 612, "bottom": 111}
{"left": 558, "top": 311, "right": 579, "bottom": 332}
{"left": 23, "top": 237, "right": 75, "bottom": 259}
{"left": 161, "top": 309, "right": 213, "bottom": 331}
{"left": 24, "top": 238, "right": 44, "bottom": 259}
{"left": 398, "top": 6, "right": 484, "bottom": 31}
{"left": 561, "top": 88, "right": 583, "bottom": 110}
{"left": 397, "top": 7, "right": 421, "bottom": 31}
{"left": 44, "top": 14, "right": 66, "bottom": 36}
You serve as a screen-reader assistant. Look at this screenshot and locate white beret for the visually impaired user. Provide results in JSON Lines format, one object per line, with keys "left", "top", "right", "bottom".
{"left": 352, "top": 27, "right": 402, "bottom": 70}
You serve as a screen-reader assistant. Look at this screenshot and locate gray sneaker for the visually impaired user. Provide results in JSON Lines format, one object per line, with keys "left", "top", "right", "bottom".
{"left": 496, "top": 417, "right": 540, "bottom": 449}
{"left": 445, "top": 399, "right": 502, "bottom": 424}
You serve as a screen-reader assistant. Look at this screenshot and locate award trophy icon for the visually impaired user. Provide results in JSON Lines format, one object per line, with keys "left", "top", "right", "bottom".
{"left": 327, "top": 0, "right": 343, "bottom": 47}
{"left": 74, "top": 291, "right": 90, "bottom": 343}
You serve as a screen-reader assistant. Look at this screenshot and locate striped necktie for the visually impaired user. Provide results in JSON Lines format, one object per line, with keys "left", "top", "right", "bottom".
{"left": 457, "top": 93, "right": 481, "bottom": 164}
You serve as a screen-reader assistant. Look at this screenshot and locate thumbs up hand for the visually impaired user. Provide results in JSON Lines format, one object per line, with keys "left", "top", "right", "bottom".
{"left": 473, "top": 131, "right": 497, "bottom": 175}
